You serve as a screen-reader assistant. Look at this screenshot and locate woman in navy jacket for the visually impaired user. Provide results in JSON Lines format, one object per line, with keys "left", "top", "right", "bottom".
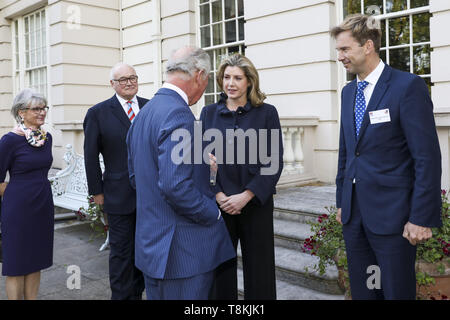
{"left": 200, "top": 54, "right": 283, "bottom": 300}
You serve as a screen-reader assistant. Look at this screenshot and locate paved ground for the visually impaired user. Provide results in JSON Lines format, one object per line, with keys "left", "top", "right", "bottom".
{"left": 0, "top": 221, "right": 115, "bottom": 300}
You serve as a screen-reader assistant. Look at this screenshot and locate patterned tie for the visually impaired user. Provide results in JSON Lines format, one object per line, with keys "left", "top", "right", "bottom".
{"left": 354, "top": 81, "right": 369, "bottom": 137}
{"left": 126, "top": 101, "right": 135, "bottom": 122}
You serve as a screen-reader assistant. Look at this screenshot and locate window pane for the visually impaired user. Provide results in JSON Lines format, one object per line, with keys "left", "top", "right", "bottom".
{"left": 238, "top": 0, "right": 244, "bottom": 17}
{"left": 380, "top": 19, "right": 386, "bottom": 48}
{"left": 343, "top": 0, "right": 361, "bottom": 16}
{"left": 386, "top": 0, "right": 406, "bottom": 13}
{"left": 380, "top": 49, "right": 387, "bottom": 63}
{"left": 225, "top": 20, "right": 236, "bottom": 43}
{"left": 389, "top": 47, "right": 410, "bottom": 72}
{"left": 388, "top": 16, "right": 410, "bottom": 46}
{"left": 212, "top": 23, "right": 223, "bottom": 45}
{"left": 207, "top": 51, "right": 214, "bottom": 71}
{"left": 410, "top": 0, "right": 429, "bottom": 9}
{"left": 413, "top": 13, "right": 430, "bottom": 43}
{"left": 200, "top": 0, "right": 208, "bottom": 3}
{"left": 228, "top": 45, "right": 240, "bottom": 55}
{"left": 205, "top": 94, "right": 215, "bottom": 105}
{"left": 212, "top": 0, "right": 222, "bottom": 23}
{"left": 364, "top": 0, "right": 382, "bottom": 16}
{"left": 206, "top": 72, "right": 215, "bottom": 94}
{"left": 201, "top": 26, "right": 211, "bottom": 47}
{"left": 215, "top": 48, "right": 227, "bottom": 69}
{"left": 238, "top": 18, "right": 244, "bottom": 41}
{"left": 225, "top": 0, "right": 236, "bottom": 19}
{"left": 413, "top": 45, "right": 430, "bottom": 75}
{"left": 200, "top": 4, "right": 210, "bottom": 26}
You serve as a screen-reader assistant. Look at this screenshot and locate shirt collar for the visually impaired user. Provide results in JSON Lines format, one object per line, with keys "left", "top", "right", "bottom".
{"left": 162, "top": 82, "right": 189, "bottom": 105}
{"left": 357, "top": 59, "right": 385, "bottom": 86}
{"left": 116, "top": 93, "right": 137, "bottom": 106}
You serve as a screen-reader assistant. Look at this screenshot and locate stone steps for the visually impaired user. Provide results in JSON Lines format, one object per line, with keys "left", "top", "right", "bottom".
{"left": 236, "top": 184, "right": 345, "bottom": 300}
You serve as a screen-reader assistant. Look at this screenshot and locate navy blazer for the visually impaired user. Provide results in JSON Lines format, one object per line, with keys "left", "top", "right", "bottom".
{"left": 336, "top": 64, "right": 442, "bottom": 234}
{"left": 83, "top": 95, "right": 148, "bottom": 215}
{"left": 126, "top": 88, "right": 235, "bottom": 280}
{"left": 199, "top": 96, "right": 284, "bottom": 206}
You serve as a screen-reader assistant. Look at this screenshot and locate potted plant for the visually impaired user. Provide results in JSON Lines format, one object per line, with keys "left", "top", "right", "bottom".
{"left": 302, "top": 191, "right": 450, "bottom": 300}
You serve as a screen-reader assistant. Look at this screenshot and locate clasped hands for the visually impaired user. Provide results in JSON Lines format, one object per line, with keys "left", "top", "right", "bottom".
{"left": 336, "top": 208, "right": 432, "bottom": 246}
{"left": 216, "top": 190, "right": 254, "bottom": 215}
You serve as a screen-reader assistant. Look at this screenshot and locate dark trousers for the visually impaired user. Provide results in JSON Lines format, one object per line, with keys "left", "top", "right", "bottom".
{"left": 342, "top": 186, "right": 417, "bottom": 300}
{"left": 144, "top": 271, "right": 214, "bottom": 300}
{"left": 108, "top": 211, "right": 145, "bottom": 300}
{"left": 210, "top": 198, "right": 276, "bottom": 300}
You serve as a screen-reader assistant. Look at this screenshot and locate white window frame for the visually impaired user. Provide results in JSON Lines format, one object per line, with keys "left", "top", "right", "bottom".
{"left": 12, "top": 7, "right": 51, "bottom": 100}
{"left": 337, "top": 0, "right": 431, "bottom": 91}
{"left": 196, "top": 0, "right": 245, "bottom": 106}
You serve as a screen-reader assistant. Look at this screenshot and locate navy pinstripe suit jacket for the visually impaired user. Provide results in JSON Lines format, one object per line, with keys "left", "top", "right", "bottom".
{"left": 126, "top": 88, "right": 235, "bottom": 280}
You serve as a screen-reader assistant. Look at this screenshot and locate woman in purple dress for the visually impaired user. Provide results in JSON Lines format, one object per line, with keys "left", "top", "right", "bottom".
{"left": 0, "top": 88, "right": 54, "bottom": 300}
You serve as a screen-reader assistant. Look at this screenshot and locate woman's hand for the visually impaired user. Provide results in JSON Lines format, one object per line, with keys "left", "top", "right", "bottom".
{"left": 219, "top": 190, "right": 255, "bottom": 215}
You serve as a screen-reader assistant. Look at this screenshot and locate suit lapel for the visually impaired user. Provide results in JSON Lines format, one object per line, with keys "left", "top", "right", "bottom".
{"left": 343, "top": 80, "right": 358, "bottom": 141}
{"left": 356, "top": 65, "right": 392, "bottom": 146}
{"left": 109, "top": 95, "right": 131, "bottom": 129}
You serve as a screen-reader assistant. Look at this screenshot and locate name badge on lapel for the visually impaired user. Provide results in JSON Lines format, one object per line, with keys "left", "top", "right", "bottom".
{"left": 369, "top": 108, "right": 391, "bottom": 124}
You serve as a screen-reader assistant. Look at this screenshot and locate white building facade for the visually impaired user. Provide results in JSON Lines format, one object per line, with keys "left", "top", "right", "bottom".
{"left": 0, "top": 0, "right": 449, "bottom": 189}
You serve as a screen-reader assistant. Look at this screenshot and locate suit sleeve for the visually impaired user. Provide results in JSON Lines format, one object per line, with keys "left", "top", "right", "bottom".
{"left": 83, "top": 108, "right": 104, "bottom": 196}
{"left": 157, "top": 107, "right": 220, "bottom": 226}
{"left": 400, "top": 76, "right": 442, "bottom": 228}
{"left": 0, "top": 135, "right": 14, "bottom": 217}
{"left": 335, "top": 90, "right": 347, "bottom": 209}
{"left": 245, "top": 106, "right": 284, "bottom": 205}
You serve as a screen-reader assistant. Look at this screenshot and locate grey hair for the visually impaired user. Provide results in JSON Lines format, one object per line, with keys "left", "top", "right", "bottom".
{"left": 11, "top": 88, "right": 47, "bottom": 123}
{"left": 110, "top": 62, "right": 136, "bottom": 80}
{"left": 165, "top": 46, "right": 211, "bottom": 79}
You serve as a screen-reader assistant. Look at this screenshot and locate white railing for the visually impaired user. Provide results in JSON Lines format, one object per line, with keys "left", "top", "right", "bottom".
{"left": 279, "top": 116, "right": 319, "bottom": 187}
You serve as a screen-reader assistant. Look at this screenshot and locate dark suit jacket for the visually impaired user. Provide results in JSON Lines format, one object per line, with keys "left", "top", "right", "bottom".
{"left": 126, "top": 88, "right": 235, "bottom": 280}
{"left": 336, "top": 64, "right": 442, "bottom": 235}
{"left": 83, "top": 94, "right": 148, "bottom": 215}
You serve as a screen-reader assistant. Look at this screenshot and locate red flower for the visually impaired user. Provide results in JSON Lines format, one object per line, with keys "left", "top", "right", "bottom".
{"left": 104, "top": 225, "right": 109, "bottom": 232}
{"left": 441, "top": 295, "right": 448, "bottom": 300}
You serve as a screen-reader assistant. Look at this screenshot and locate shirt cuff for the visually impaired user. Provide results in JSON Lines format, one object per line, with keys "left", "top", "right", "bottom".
{"left": 217, "top": 208, "right": 221, "bottom": 220}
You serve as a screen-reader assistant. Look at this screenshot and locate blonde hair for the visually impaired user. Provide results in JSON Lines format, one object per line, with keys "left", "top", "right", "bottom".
{"left": 216, "top": 54, "right": 266, "bottom": 107}
{"left": 331, "top": 14, "right": 382, "bottom": 54}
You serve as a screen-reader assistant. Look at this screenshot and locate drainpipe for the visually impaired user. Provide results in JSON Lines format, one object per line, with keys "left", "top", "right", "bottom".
{"left": 152, "top": 0, "right": 162, "bottom": 88}
{"left": 119, "top": 0, "right": 123, "bottom": 60}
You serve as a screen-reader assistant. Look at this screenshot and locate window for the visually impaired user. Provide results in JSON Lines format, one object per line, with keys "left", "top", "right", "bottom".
{"left": 343, "top": 0, "right": 431, "bottom": 91}
{"left": 199, "top": 0, "right": 245, "bottom": 105}
{"left": 12, "top": 8, "right": 48, "bottom": 96}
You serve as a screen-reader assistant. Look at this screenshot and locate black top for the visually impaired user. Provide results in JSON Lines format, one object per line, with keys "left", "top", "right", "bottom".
{"left": 199, "top": 94, "right": 284, "bottom": 205}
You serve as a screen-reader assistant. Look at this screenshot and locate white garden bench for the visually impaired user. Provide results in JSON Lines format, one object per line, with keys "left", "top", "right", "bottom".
{"left": 49, "top": 144, "right": 109, "bottom": 251}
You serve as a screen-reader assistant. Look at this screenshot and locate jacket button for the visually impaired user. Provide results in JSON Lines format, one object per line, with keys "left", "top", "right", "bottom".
{"left": 355, "top": 151, "right": 360, "bottom": 156}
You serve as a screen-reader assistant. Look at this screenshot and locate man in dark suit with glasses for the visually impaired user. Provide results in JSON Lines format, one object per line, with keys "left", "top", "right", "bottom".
{"left": 83, "top": 62, "right": 148, "bottom": 300}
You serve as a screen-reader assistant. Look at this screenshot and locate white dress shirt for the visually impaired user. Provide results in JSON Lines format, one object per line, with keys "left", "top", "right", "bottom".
{"left": 162, "top": 82, "right": 189, "bottom": 105}
{"left": 356, "top": 59, "right": 385, "bottom": 106}
{"left": 116, "top": 94, "right": 140, "bottom": 117}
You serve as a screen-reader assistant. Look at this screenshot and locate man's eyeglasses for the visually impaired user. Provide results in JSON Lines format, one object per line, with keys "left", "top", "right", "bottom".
{"left": 113, "top": 76, "right": 139, "bottom": 85}
{"left": 25, "top": 106, "right": 49, "bottom": 114}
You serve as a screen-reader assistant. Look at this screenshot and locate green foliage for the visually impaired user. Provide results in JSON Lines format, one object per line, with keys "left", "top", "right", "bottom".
{"left": 302, "top": 191, "right": 450, "bottom": 298}
{"left": 77, "top": 195, "right": 108, "bottom": 238}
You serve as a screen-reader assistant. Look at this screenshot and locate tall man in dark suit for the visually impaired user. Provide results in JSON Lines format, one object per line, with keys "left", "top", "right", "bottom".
{"left": 126, "top": 46, "right": 235, "bottom": 300}
{"left": 83, "top": 63, "right": 147, "bottom": 300}
{"left": 333, "top": 14, "right": 442, "bottom": 299}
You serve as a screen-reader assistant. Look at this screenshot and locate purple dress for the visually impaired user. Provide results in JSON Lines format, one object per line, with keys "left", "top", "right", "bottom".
{"left": 0, "top": 132, "right": 54, "bottom": 276}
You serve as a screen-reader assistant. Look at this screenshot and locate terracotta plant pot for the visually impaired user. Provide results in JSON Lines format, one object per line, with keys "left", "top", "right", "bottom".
{"left": 416, "top": 259, "right": 450, "bottom": 300}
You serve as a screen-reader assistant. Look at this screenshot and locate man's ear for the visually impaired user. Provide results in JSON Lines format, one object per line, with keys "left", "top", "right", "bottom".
{"left": 365, "top": 39, "right": 375, "bottom": 54}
